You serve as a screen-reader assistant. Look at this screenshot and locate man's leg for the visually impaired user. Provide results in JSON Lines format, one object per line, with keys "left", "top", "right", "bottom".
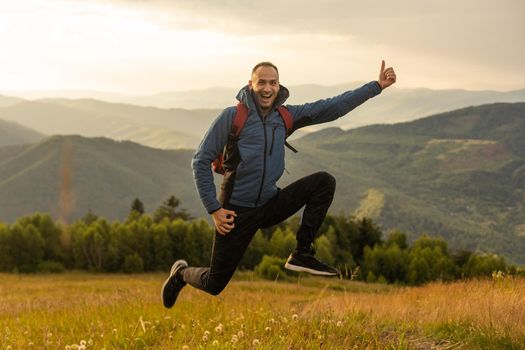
{"left": 180, "top": 205, "right": 261, "bottom": 295}
{"left": 260, "top": 171, "right": 338, "bottom": 275}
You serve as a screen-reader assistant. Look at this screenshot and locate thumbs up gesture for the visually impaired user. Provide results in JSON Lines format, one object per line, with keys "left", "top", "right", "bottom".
{"left": 378, "top": 60, "right": 396, "bottom": 89}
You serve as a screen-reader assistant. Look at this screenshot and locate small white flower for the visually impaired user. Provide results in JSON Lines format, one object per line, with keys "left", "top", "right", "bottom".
{"left": 215, "top": 323, "right": 224, "bottom": 334}
{"left": 336, "top": 321, "right": 343, "bottom": 327}
{"left": 265, "top": 326, "right": 271, "bottom": 332}
{"left": 292, "top": 314, "right": 299, "bottom": 321}
{"left": 212, "top": 340, "right": 219, "bottom": 346}
{"left": 204, "top": 330, "right": 210, "bottom": 336}
{"left": 202, "top": 335, "right": 208, "bottom": 342}
{"left": 80, "top": 340, "right": 86, "bottom": 346}
{"left": 231, "top": 335, "right": 238, "bottom": 343}
{"left": 237, "top": 330, "right": 244, "bottom": 338}
{"left": 252, "top": 339, "right": 260, "bottom": 346}
{"left": 269, "top": 318, "right": 275, "bottom": 324}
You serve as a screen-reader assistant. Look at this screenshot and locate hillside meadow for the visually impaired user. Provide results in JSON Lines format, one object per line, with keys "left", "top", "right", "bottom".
{"left": 1, "top": 272, "right": 524, "bottom": 349}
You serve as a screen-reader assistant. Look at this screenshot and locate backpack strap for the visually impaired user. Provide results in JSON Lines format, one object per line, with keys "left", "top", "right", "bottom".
{"left": 277, "top": 106, "right": 298, "bottom": 153}
{"left": 232, "top": 103, "right": 249, "bottom": 138}
{"left": 277, "top": 106, "right": 294, "bottom": 136}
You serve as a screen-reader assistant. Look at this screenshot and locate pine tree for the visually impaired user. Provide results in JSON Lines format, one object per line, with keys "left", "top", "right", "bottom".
{"left": 130, "top": 198, "right": 145, "bottom": 215}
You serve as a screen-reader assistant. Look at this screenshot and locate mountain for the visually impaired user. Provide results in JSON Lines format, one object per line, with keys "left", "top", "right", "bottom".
{"left": 282, "top": 102, "right": 525, "bottom": 263}
{"left": 1, "top": 103, "right": 524, "bottom": 263}
{"left": 0, "top": 94, "right": 24, "bottom": 108}
{"left": 0, "top": 135, "right": 204, "bottom": 223}
{"left": 0, "top": 99, "right": 219, "bottom": 149}
{"left": 5, "top": 85, "right": 525, "bottom": 140}
{"left": 0, "top": 118, "right": 45, "bottom": 147}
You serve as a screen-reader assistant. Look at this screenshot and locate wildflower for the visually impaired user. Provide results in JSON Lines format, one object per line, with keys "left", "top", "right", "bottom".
{"left": 202, "top": 335, "right": 208, "bottom": 342}
{"left": 215, "top": 323, "right": 224, "bottom": 334}
{"left": 212, "top": 340, "right": 219, "bottom": 346}
{"left": 265, "top": 327, "right": 271, "bottom": 332}
{"left": 78, "top": 346, "right": 86, "bottom": 350}
{"left": 292, "top": 314, "right": 299, "bottom": 321}
{"left": 269, "top": 318, "right": 275, "bottom": 324}
{"left": 237, "top": 330, "right": 245, "bottom": 338}
{"left": 336, "top": 321, "right": 343, "bottom": 327}
{"left": 231, "top": 335, "right": 238, "bottom": 343}
{"left": 252, "top": 339, "right": 260, "bottom": 346}
{"left": 80, "top": 340, "right": 86, "bottom": 347}
{"left": 241, "top": 324, "right": 246, "bottom": 329}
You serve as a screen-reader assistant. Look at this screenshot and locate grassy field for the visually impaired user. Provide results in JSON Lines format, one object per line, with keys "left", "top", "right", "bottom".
{"left": 0, "top": 272, "right": 524, "bottom": 349}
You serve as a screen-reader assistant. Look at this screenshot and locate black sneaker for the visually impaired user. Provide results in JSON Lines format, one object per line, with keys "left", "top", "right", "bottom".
{"left": 284, "top": 248, "right": 339, "bottom": 276}
{"left": 161, "top": 259, "right": 188, "bottom": 308}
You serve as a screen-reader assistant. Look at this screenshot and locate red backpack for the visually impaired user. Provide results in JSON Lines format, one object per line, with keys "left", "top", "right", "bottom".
{"left": 212, "top": 102, "right": 296, "bottom": 174}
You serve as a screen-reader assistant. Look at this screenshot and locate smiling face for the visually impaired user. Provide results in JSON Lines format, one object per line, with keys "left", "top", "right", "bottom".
{"left": 249, "top": 65, "right": 280, "bottom": 115}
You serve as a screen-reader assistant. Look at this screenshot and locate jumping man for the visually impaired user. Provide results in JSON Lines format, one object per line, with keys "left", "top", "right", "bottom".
{"left": 162, "top": 60, "right": 397, "bottom": 308}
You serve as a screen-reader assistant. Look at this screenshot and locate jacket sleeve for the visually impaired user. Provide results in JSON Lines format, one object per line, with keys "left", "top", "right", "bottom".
{"left": 191, "top": 107, "right": 234, "bottom": 214}
{"left": 286, "top": 81, "right": 382, "bottom": 130}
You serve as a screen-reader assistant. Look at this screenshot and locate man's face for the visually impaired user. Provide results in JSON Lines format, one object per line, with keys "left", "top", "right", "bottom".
{"left": 249, "top": 66, "right": 280, "bottom": 113}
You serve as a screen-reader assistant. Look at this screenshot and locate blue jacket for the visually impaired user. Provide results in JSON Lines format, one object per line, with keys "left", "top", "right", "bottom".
{"left": 192, "top": 81, "right": 382, "bottom": 213}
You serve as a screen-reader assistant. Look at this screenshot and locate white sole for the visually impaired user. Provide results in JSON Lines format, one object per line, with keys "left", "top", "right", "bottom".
{"left": 284, "top": 262, "right": 338, "bottom": 276}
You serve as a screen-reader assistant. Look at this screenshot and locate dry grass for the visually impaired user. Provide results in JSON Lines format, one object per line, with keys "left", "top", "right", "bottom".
{"left": 0, "top": 273, "right": 523, "bottom": 349}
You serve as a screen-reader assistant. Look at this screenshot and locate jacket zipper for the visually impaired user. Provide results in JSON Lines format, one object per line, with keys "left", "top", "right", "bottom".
{"left": 269, "top": 125, "right": 278, "bottom": 156}
{"left": 255, "top": 117, "right": 268, "bottom": 205}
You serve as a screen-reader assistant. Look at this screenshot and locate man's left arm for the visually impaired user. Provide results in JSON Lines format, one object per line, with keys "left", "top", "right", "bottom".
{"left": 287, "top": 60, "right": 396, "bottom": 129}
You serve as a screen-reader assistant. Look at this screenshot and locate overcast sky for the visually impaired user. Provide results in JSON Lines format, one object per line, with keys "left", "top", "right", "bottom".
{"left": 1, "top": 0, "right": 523, "bottom": 94}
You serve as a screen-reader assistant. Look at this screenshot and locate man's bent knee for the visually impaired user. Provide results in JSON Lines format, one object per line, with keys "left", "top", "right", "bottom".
{"left": 316, "top": 171, "right": 336, "bottom": 192}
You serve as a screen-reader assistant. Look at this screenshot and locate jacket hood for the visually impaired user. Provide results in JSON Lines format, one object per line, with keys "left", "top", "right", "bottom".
{"left": 236, "top": 84, "right": 290, "bottom": 112}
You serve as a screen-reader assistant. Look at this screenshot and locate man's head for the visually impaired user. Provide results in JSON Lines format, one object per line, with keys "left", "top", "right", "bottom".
{"left": 249, "top": 62, "right": 280, "bottom": 114}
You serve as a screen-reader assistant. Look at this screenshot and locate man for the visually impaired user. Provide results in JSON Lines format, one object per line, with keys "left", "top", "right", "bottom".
{"left": 162, "top": 60, "right": 396, "bottom": 308}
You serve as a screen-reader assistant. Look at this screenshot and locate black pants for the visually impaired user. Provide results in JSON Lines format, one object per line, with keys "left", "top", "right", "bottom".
{"left": 182, "top": 171, "right": 336, "bottom": 295}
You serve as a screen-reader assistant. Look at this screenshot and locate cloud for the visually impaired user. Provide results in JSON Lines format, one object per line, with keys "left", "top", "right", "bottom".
{"left": 107, "top": 0, "right": 525, "bottom": 72}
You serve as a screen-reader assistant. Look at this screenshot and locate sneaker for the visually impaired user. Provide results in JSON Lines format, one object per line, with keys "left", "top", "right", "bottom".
{"left": 284, "top": 248, "right": 339, "bottom": 276}
{"left": 161, "top": 259, "right": 188, "bottom": 308}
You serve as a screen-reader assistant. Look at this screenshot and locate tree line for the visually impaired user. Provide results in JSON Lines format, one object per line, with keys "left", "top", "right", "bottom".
{"left": 0, "top": 196, "right": 522, "bottom": 284}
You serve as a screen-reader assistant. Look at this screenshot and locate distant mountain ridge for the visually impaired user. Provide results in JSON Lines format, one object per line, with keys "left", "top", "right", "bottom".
{"left": 0, "top": 118, "right": 45, "bottom": 147}
{"left": 2, "top": 85, "right": 524, "bottom": 145}
{"left": 0, "top": 99, "right": 218, "bottom": 149}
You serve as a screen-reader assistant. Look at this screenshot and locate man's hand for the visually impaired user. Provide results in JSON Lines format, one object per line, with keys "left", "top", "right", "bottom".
{"left": 211, "top": 208, "right": 237, "bottom": 235}
{"left": 378, "top": 60, "right": 397, "bottom": 90}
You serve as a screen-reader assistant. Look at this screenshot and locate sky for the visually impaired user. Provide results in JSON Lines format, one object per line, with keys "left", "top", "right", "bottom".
{"left": 1, "top": 0, "right": 524, "bottom": 95}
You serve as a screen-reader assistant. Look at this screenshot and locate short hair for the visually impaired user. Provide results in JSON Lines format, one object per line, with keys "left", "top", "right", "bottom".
{"left": 251, "top": 62, "right": 279, "bottom": 75}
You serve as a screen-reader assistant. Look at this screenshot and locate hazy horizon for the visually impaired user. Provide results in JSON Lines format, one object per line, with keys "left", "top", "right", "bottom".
{"left": 1, "top": 0, "right": 524, "bottom": 95}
